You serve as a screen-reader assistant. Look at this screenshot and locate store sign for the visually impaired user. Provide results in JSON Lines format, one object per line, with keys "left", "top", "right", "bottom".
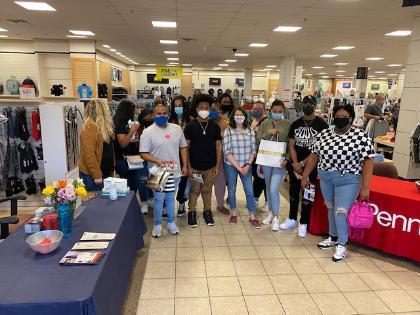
{"left": 19, "top": 87, "right": 36, "bottom": 99}
{"left": 371, "top": 203, "right": 420, "bottom": 235}
{"left": 356, "top": 67, "right": 368, "bottom": 80}
{"left": 155, "top": 66, "right": 183, "bottom": 80}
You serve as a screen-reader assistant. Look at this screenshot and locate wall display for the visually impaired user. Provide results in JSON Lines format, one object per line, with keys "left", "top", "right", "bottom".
{"left": 155, "top": 66, "right": 183, "bottom": 80}
{"left": 235, "top": 78, "right": 244, "bottom": 87}
{"left": 342, "top": 83, "right": 351, "bottom": 89}
{"left": 371, "top": 84, "right": 380, "bottom": 90}
{"left": 146, "top": 74, "right": 169, "bottom": 84}
{"left": 209, "top": 78, "right": 221, "bottom": 86}
{"left": 356, "top": 67, "right": 368, "bottom": 80}
{"left": 111, "top": 68, "right": 122, "bottom": 82}
{"left": 403, "top": 0, "right": 420, "bottom": 6}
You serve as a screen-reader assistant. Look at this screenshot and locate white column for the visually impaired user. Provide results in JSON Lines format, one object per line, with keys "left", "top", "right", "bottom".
{"left": 396, "top": 73, "right": 405, "bottom": 98}
{"left": 244, "top": 68, "right": 253, "bottom": 98}
{"left": 279, "top": 56, "right": 295, "bottom": 107}
{"left": 354, "top": 78, "right": 368, "bottom": 98}
{"left": 393, "top": 16, "right": 420, "bottom": 179}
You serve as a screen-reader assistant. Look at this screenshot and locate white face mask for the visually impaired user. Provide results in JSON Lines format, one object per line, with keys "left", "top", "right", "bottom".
{"left": 234, "top": 116, "right": 245, "bottom": 125}
{"left": 198, "top": 110, "right": 210, "bottom": 119}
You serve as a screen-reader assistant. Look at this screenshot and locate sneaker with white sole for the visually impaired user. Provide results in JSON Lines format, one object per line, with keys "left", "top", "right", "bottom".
{"left": 148, "top": 199, "right": 154, "bottom": 209}
{"left": 259, "top": 201, "right": 269, "bottom": 213}
{"left": 271, "top": 216, "right": 280, "bottom": 231}
{"left": 141, "top": 202, "right": 148, "bottom": 214}
{"left": 332, "top": 244, "right": 347, "bottom": 262}
{"left": 297, "top": 224, "right": 307, "bottom": 238}
{"left": 167, "top": 222, "right": 179, "bottom": 235}
{"left": 152, "top": 224, "right": 162, "bottom": 238}
{"left": 279, "top": 218, "right": 297, "bottom": 230}
{"left": 317, "top": 236, "right": 337, "bottom": 249}
{"left": 177, "top": 203, "right": 186, "bottom": 217}
{"left": 262, "top": 212, "right": 274, "bottom": 225}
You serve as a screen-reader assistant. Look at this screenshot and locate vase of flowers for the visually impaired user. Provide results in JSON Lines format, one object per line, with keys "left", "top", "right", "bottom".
{"left": 42, "top": 179, "right": 87, "bottom": 237}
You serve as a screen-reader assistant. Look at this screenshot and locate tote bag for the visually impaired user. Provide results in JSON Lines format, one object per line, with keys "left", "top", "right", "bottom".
{"left": 256, "top": 140, "right": 287, "bottom": 167}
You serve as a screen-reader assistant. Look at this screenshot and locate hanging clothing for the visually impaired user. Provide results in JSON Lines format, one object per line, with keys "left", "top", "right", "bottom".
{"left": 18, "top": 141, "right": 38, "bottom": 174}
{"left": 77, "top": 83, "right": 93, "bottom": 99}
{"left": 15, "top": 107, "right": 30, "bottom": 141}
{"left": 31, "top": 109, "right": 41, "bottom": 141}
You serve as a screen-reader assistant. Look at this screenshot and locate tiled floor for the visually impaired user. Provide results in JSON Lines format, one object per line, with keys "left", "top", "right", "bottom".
{"left": 136, "top": 188, "right": 420, "bottom": 315}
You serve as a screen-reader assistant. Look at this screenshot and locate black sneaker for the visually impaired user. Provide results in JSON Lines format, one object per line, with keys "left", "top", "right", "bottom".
{"left": 203, "top": 210, "right": 214, "bottom": 226}
{"left": 188, "top": 211, "right": 198, "bottom": 228}
{"left": 177, "top": 203, "right": 186, "bottom": 217}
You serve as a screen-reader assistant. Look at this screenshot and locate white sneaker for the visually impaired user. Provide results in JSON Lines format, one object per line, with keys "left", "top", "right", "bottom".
{"left": 333, "top": 244, "right": 347, "bottom": 262}
{"left": 259, "top": 201, "right": 269, "bottom": 213}
{"left": 262, "top": 212, "right": 274, "bottom": 225}
{"left": 167, "top": 222, "right": 179, "bottom": 235}
{"left": 298, "top": 224, "right": 307, "bottom": 238}
{"left": 148, "top": 199, "right": 154, "bottom": 209}
{"left": 152, "top": 224, "right": 162, "bottom": 238}
{"left": 279, "top": 218, "right": 297, "bottom": 230}
{"left": 317, "top": 236, "right": 337, "bottom": 249}
{"left": 271, "top": 217, "right": 280, "bottom": 232}
{"left": 141, "top": 202, "right": 148, "bottom": 214}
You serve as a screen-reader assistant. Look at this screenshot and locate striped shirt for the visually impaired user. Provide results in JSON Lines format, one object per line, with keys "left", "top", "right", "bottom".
{"left": 222, "top": 127, "right": 256, "bottom": 167}
{"left": 162, "top": 174, "right": 176, "bottom": 192}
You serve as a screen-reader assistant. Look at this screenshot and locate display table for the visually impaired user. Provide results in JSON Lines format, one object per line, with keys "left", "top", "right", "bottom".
{"left": 373, "top": 137, "right": 396, "bottom": 152}
{"left": 309, "top": 176, "right": 420, "bottom": 262}
{"left": 0, "top": 192, "right": 146, "bottom": 315}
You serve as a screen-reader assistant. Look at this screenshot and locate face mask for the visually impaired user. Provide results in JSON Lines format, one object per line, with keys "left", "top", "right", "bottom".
{"left": 234, "top": 116, "right": 245, "bottom": 125}
{"left": 154, "top": 115, "right": 168, "bottom": 127}
{"left": 252, "top": 109, "right": 263, "bottom": 118}
{"left": 271, "top": 113, "right": 284, "bottom": 120}
{"left": 174, "top": 107, "right": 183, "bottom": 116}
{"left": 209, "top": 110, "right": 219, "bottom": 120}
{"left": 334, "top": 117, "right": 350, "bottom": 129}
{"left": 222, "top": 104, "right": 231, "bottom": 112}
{"left": 142, "top": 120, "right": 153, "bottom": 128}
{"left": 302, "top": 104, "right": 314, "bottom": 115}
{"left": 198, "top": 110, "right": 210, "bottom": 119}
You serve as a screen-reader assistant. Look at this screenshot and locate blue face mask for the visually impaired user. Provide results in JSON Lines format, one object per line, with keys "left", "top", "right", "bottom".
{"left": 271, "top": 113, "right": 284, "bottom": 120}
{"left": 209, "top": 109, "right": 219, "bottom": 120}
{"left": 174, "top": 107, "right": 183, "bottom": 116}
{"left": 154, "top": 115, "right": 168, "bottom": 126}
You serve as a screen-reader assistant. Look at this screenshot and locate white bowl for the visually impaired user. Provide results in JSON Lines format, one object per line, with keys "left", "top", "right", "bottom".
{"left": 26, "top": 230, "right": 63, "bottom": 254}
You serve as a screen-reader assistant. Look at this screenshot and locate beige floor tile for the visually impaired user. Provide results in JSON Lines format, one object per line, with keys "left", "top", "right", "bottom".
{"left": 200, "top": 224, "right": 225, "bottom": 235}
{"left": 150, "top": 236, "right": 177, "bottom": 248}
{"left": 222, "top": 224, "right": 247, "bottom": 235}
{"left": 316, "top": 257, "right": 353, "bottom": 274}
{"left": 175, "top": 298, "right": 211, "bottom": 315}
{"left": 201, "top": 234, "right": 228, "bottom": 247}
{"left": 375, "top": 290, "right": 420, "bottom": 313}
{"left": 245, "top": 223, "right": 273, "bottom": 234}
{"left": 175, "top": 277, "right": 209, "bottom": 298}
{"left": 230, "top": 246, "right": 259, "bottom": 260}
{"left": 305, "top": 245, "right": 334, "bottom": 258}
{"left": 176, "top": 247, "right": 204, "bottom": 261}
{"left": 311, "top": 292, "right": 356, "bottom": 315}
{"left": 289, "top": 258, "right": 324, "bottom": 274}
{"left": 205, "top": 260, "right": 236, "bottom": 277}
{"left": 238, "top": 275, "right": 275, "bottom": 295}
{"left": 145, "top": 261, "right": 176, "bottom": 279}
{"left": 407, "top": 289, "right": 420, "bottom": 304}
{"left": 344, "top": 291, "right": 391, "bottom": 314}
{"left": 262, "top": 259, "right": 296, "bottom": 276}
{"left": 371, "top": 257, "right": 410, "bottom": 272}
{"left": 255, "top": 245, "right": 285, "bottom": 259}
{"left": 357, "top": 272, "right": 400, "bottom": 290}
{"left": 281, "top": 245, "right": 312, "bottom": 258}
{"left": 137, "top": 299, "right": 174, "bottom": 315}
{"left": 176, "top": 235, "right": 202, "bottom": 248}
{"left": 250, "top": 233, "right": 278, "bottom": 246}
{"left": 329, "top": 273, "right": 370, "bottom": 292}
{"left": 148, "top": 247, "right": 176, "bottom": 262}
{"left": 203, "top": 247, "right": 232, "bottom": 261}
{"left": 234, "top": 259, "right": 267, "bottom": 276}
{"left": 140, "top": 279, "right": 175, "bottom": 299}
{"left": 278, "top": 293, "right": 321, "bottom": 314}
{"left": 244, "top": 295, "right": 284, "bottom": 315}
{"left": 210, "top": 296, "right": 248, "bottom": 315}
{"left": 299, "top": 234, "right": 323, "bottom": 245}
{"left": 386, "top": 271, "right": 420, "bottom": 289}
{"left": 176, "top": 260, "right": 206, "bottom": 278}
{"left": 226, "top": 234, "right": 252, "bottom": 246}
{"left": 198, "top": 215, "right": 222, "bottom": 226}
{"left": 346, "top": 256, "right": 382, "bottom": 273}
{"left": 299, "top": 274, "right": 339, "bottom": 293}
{"left": 177, "top": 225, "right": 201, "bottom": 235}
{"left": 270, "top": 275, "right": 307, "bottom": 294}
{"left": 208, "top": 276, "right": 242, "bottom": 297}
{"left": 274, "top": 233, "right": 303, "bottom": 246}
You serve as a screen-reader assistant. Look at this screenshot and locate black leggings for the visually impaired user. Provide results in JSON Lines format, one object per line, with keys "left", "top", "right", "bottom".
{"left": 288, "top": 169, "right": 317, "bottom": 224}
{"left": 252, "top": 163, "right": 267, "bottom": 201}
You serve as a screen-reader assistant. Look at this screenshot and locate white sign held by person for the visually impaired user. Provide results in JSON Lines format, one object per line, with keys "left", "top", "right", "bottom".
{"left": 256, "top": 140, "right": 287, "bottom": 168}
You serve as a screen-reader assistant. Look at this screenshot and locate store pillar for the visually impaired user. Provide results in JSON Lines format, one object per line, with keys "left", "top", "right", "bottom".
{"left": 244, "top": 68, "right": 253, "bottom": 98}
{"left": 279, "top": 56, "right": 295, "bottom": 107}
{"left": 354, "top": 78, "right": 367, "bottom": 98}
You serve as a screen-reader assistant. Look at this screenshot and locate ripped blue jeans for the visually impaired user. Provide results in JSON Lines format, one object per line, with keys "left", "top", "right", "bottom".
{"left": 318, "top": 170, "right": 361, "bottom": 245}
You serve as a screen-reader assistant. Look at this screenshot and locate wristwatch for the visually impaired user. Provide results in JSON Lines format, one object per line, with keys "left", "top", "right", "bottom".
{"left": 300, "top": 161, "right": 305, "bottom": 167}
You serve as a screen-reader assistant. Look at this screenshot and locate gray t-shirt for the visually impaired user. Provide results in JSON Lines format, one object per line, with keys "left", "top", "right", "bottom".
{"left": 139, "top": 123, "right": 187, "bottom": 173}
{"left": 364, "top": 104, "right": 383, "bottom": 127}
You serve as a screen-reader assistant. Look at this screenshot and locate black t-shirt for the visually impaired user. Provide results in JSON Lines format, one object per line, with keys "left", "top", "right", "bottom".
{"left": 114, "top": 122, "right": 139, "bottom": 161}
{"left": 288, "top": 116, "right": 329, "bottom": 161}
{"left": 101, "top": 141, "right": 114, "bottom": 178}
{"left": 184, "top": 120, "right": 222, "bottom": 171}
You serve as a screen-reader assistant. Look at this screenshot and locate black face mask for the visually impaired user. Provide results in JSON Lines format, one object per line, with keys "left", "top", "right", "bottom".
{"left": 221, "top": 104, "right": 231, "bottom": 112}
{"left": 334, "top": 117, "right": 350, "bottom": 129}
{"left": 302, "top": 104, "right": 314, "bottom": 115}
{"left": 142, "top": 120, "right": 153, "bottom": 128}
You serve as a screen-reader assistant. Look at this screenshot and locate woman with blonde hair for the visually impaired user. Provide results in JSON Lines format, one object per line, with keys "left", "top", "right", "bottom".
{"left": 78, "top": 99, "right": 115, "bottom": 191}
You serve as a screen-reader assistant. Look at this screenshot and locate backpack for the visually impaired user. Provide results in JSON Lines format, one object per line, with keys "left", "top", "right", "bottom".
{"left": 347, "top": 200, "right": 374, "bottom": 240}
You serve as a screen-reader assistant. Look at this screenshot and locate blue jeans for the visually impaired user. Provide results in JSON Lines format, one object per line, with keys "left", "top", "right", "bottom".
{"left": 79, "top": 172, "right": 103, "bottom": 191}
{"left": 262, "top": 166, "right": 286, "bottom": 216}
{"left": 224, "top": 163, "right": 256, "bottom": 214}
{"left": 153, "top": 177, "right": 181, "bottom": 225}
{"left": 318, "top": 170, "right": 361, "bottom": 245}
{"left": 115, "top": 160, "right": 149, "bottom": 202}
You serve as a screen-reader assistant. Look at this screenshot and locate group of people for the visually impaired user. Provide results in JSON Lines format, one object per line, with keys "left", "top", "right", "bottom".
{"left": 78, "top": 92, "right": 374, "bottom": 262}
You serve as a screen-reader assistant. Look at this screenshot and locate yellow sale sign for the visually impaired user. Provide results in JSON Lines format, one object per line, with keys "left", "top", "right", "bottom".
{"left": 155, "top": 66, "right": 183, "bottom": 80}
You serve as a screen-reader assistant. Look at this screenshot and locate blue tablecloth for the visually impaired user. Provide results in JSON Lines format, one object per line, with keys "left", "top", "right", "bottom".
{"left": 0, "top": 192, "right": 146, "bottom": 315}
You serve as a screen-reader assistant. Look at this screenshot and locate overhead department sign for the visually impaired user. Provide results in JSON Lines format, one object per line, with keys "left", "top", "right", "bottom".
{"left": 155, "top": 66, "right": 183, "bottom": 80}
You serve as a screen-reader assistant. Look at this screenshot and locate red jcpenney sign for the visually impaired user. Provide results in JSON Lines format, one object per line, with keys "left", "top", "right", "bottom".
{"left": 371, "top": 203, "right": 420, "bottom": 235}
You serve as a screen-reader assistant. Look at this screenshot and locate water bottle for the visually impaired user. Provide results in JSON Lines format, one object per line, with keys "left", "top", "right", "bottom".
{"left": 109, "top": 182, "right": 118, "bottom": 201}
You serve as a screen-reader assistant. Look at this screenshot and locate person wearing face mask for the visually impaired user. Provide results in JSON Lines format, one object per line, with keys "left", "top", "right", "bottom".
{"left": 250, "top": 101, "right": 268, "bottom": 213}
{"left": 364, "top": 94, "right": 384, "bottom": 129}
{"left": 257, "top": 100, "right": 292, "bottom": 231}
{"left": 223, "top": 107, "right": 260, "bottom": 228}
{"left": 219, "top": 93, "right": 234, "bottom": 120}
{"left": 301, "top": 104, "right": 374, "bottom": 262}
{"left": 283, "top": 96, "right": 328, "bottom": 237}
{"left": 140, "top": 103, "right": 189, "bottom": 238}
{"left": 184, "top": 94, "right": 222, "bottom": 227}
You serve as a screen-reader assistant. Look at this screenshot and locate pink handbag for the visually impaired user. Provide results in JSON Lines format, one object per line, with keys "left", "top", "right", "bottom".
{"left": 347, "top": 200, "right": 375, "bottom": 239}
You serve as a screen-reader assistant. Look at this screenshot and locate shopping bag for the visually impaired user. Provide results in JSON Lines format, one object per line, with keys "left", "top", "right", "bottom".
{"left": 256, "top": 140, "right": 287, "bottom": 168}
{"left": 125, "top": 155, "right": 144, "bottom": 170}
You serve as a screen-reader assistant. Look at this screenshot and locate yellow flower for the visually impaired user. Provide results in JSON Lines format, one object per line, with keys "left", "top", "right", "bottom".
{"left": 42, "top": 185, "right": 55, "bottom": 196}
{"left": 76, "top": 186, "right": 88, "bottom": 197}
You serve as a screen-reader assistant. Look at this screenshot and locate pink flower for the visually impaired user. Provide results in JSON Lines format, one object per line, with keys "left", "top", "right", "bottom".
{"left": 57, "top": 187, "right": 77, "bottom": 202}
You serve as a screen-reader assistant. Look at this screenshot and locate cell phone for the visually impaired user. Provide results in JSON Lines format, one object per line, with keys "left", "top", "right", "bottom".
{"left": 81, "top": 192, "right": 98, "bottom": 202}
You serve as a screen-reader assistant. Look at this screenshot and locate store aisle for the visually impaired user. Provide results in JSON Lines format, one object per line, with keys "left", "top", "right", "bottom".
{"left": 133, "top": 187, "right": 420, "bottom": 315}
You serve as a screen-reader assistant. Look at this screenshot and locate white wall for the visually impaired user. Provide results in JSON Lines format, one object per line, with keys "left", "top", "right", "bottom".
{"left": 38, "top": 53, "right": 73, "bottom": 96}
{"left": 134, "top": 66, "right": 182, "bottom": 92}
{"left": 191, "top": 71, "right": 268, "bottom": 92}
{"left": 96, "top": 51, "right": 130, "bottom": 88}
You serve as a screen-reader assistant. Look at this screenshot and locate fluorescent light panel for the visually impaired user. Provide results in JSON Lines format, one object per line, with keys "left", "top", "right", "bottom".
{"left": 0, "top": 35, "right": 8, "bottom": 38}
{"left": 335, "top": 70, "right": 346, "bottom": 73}
{"left": 219, "top": 64, "right": 229, "bottom": 66}
{"left": 146, "top": 64, "right": 156, "bottom": 66}
{"left": 335, "top": 62, "right": 348, "bottom": 66}
{"left": 385, "top": 30, "right": 411, "bottom": 37}
{"left": 312, "top": 66, "right": 324, "bottom": 69}
{"left": 109, "top": 48, "right": 116, "bottom": 52}
{"left": 374, "top": 71, "right": 385, "bottom": 74}
{"left": 116, "top": 52, "right": 122, "bottom": 55}
{"left": 167, "top": 57, "right": 179, "bottom": 60}
{"left": 160, "top": 40, "right": 178, "bottom": 44}
{"left": 266, "top": 65, "right": 277, "bottom": 68}
{"left": 164, "top": 51, "right": 178, "bottom": 54}
{"left": 235, "top": 53, "right": 249, "bottom": 56}
{"left": 333, "top": 46, "right": 354, "bottom": 50}
{"left": 182, "top": 63, "right": 192, "bottom": 66}
{"left": 320, "top": 54, "right": 338, "bottom": 58}
{"left": 225, "top": 59, "right": 237, "bottom": 62}
{"left": 249, "top": 43, "right": 268, "bottom": 47}
{"left": 15, "top": 1, "right": 56, "bottom": 11}
{"left": 152, "top": 21, "right": 176, "bottom": 28}
{"left": 0, "top": 28, "right": 8, "bottom": 32}
{"left": 366, "top": 57, "right": 384, "bottom": 61}
{"left": 66, "top": 35, "right": 86, "bottom": 38}
{"left": 387, "top": 64, "right": 403, "bottom": 67}
{"left": 273, "top": 26, "right": 302, "bottom": 32}
{"left": 69, "top": 30, "right": 95, "bottom": 36}
{"left": 102, "top": 44, "right": 110, "bottom": 48}
{"left": 169, "top": 62, "right": 179, "bottom": 65}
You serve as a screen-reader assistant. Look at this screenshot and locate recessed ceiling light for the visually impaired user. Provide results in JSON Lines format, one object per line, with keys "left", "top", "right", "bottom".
{"left": 235, "top": 53, "right": 249, "bottom": 57}
{"left": 182, "top": 63, "right": 192, "bottom": 66}
{"left": 335, "top": 70, "right": 346, "bottom": 73}
{"left": 66, "top": 35, "right": 87, "bottom": 38}
{"left": 69, "top": 30, "right": 95, "bottom": 36}
{"left": 146, "top": 63, "right": 156, "bottom": 66}
{"left": 335, "top": 62, "right": 348, "bottom": 66}
{"left": 169, "top": 62, "right": 179, "bottom": 65}
{"left": 167, "top": 57, "right": 179, "bottom": 61}
{"left": 273, "top": 26, "right": 302, "bottom": 32}
{"left": 333, "top": 46, "right": 354, "bottom": 50}
{"left": 378, "top": 77, "right": 387, "bottom": 80}
{"left": 318, "top": 72, "right": 327, "bottom": 75}
{"left": 266, "top": 65, "right": 277, "bottom": 68}
{"left": 121, "top": 55, "right": 126, "bottom": 58}
{"left": 320, "top": 54, "right": 338, "bottom": 58}
{"left": 133, "top": 62, "right": 139, "bottom": 65}
{"left": 219, "top": 64, "right": 229, "bottom": 66}
{"left": 387, "top": 64, "right": 403, "bottom": 67}
{"left": 388, "top": 74, "right": 397, "bottom": 76}
{"left": 15, "top": 1, "right": 56, "bottom": 11}
{"left": 0, "top": 35, "right": 8, "bottom": 38}
{"left": 385, "top": 30, "right": 411, "bottom": 37}
{"left": 321, "top": 76, "right": 329, "bottom": 78}
{"left": 312, "top": 66, "right": 324, "bottom": 69}
{"left": 0, "top": 28, "right": 8, "bottom": 32}
{"left": 128, "top": 59, "right": 133, "bottom": 62}
{"left": 116, "top": 52, "right": 122, "bottom": 55}
{"left": 305, "top": 73, "right": 313, "bottom": 76}
{"left": 124, "top": 57, "right": 130, "bottom": 59}
{"left": 336, "top": 74, "right": 344, "bottom": 77}
{"left": 152, "top": 21, "right": 176, "bottom": 28}
{"left": 374, "top": 71, "right": 385, "bottom": 74}
{"left": 249, "top": 43, "right": 268, "bottom": 47}
{"left": 160, "top": 40, "right": 178, "bottom": 44}
{"left": 164, "top": 51, "right": 178, "bottom": 54}
{"left": 225, "top": 59, "right": 237, "bottom": 62}
{"left": 102, "top": 44, "right": 110, "bottom": 48}
{"left": 109, "top": 48, "right": 116, "bottom": 52}
{"left": 366, "top": 57, "right": 384, "bottom": 61}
